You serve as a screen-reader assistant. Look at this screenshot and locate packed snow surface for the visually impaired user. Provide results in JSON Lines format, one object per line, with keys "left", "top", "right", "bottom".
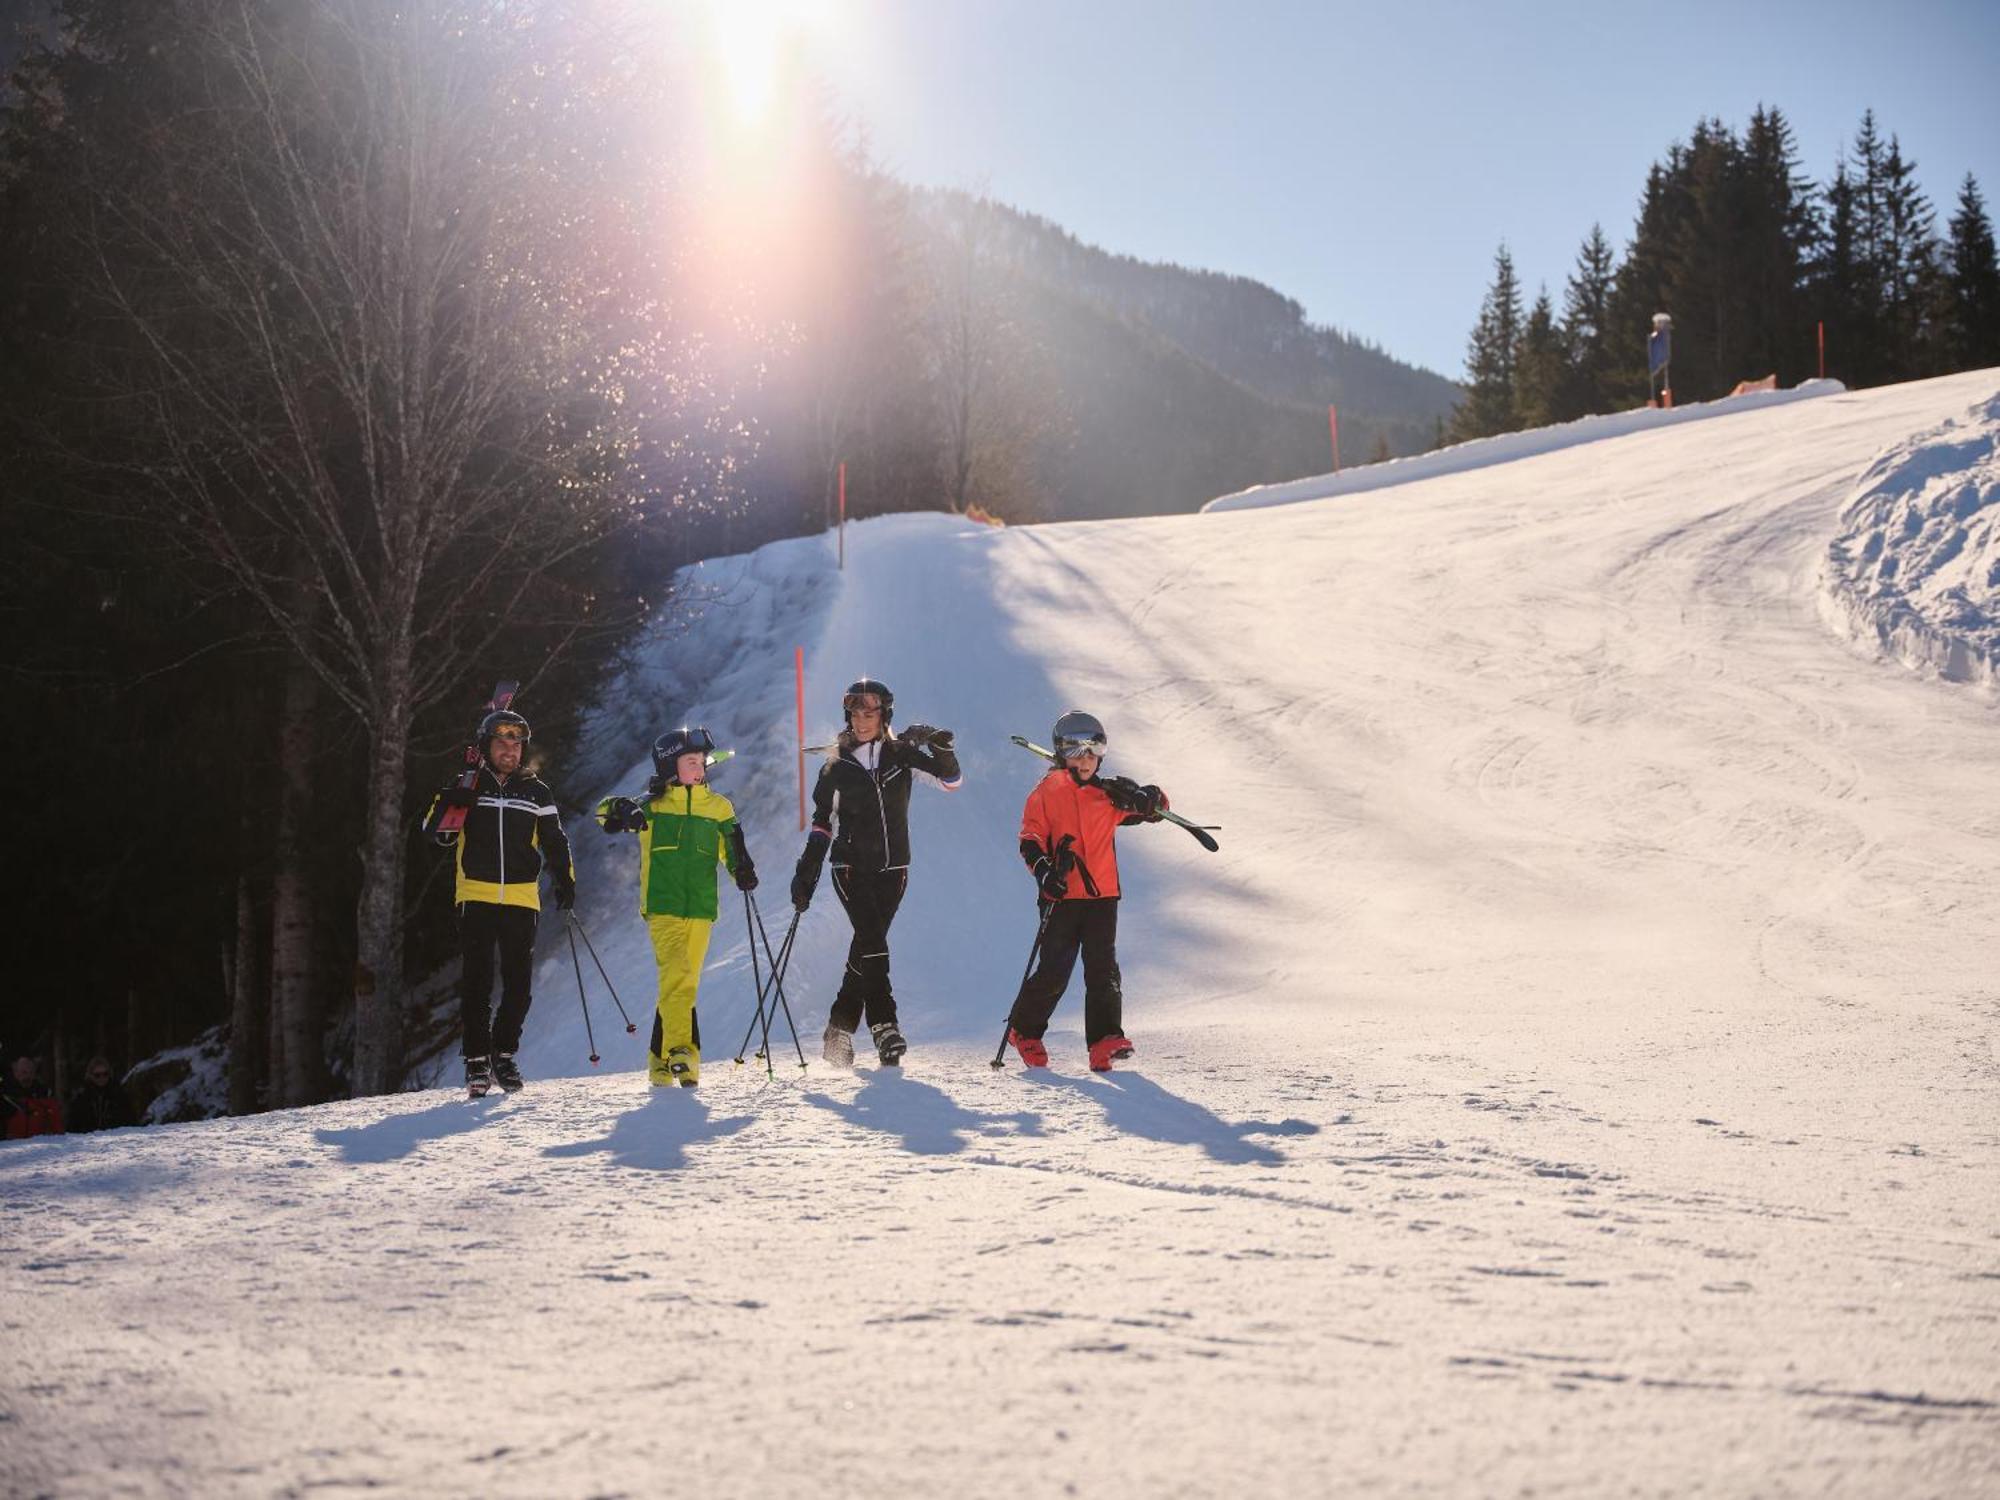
{"left": 6, "top": 370, "right": 2000, "bottom": 1498}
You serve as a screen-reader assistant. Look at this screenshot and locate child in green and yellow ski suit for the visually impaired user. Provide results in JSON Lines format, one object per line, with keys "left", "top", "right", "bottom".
{"left": 595, "top": 725, "right": 757, "bottom": 1086}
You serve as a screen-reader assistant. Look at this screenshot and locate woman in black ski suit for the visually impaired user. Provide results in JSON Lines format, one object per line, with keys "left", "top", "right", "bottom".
{"left": 790, "top": 678, "right": 961, "bottom": 1066}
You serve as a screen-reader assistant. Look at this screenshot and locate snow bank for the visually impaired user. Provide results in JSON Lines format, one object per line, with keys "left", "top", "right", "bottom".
{"left": 1202, "top": 379, "right": 1845, "bottom": 513}
{"left": 128, "top": 1026, "right": 228, "bottom": 1123}
{"left": 1820, "top": 388, "right": 2000, "bottom": 688}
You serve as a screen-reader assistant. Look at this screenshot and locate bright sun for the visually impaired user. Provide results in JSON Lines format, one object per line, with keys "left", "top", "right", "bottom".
{"left": 706, "top": 0, "right": 820, "bottom": 126}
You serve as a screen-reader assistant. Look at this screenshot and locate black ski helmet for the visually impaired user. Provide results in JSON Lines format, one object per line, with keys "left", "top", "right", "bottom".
{"left": 843, "top": 677, "right": 894, "bottom": 726}
{"left": 1051, "top": 709, "right": 1107, "bottom": 760}
{"left": 479, "top": 709, "right": 531, "bottom": 754}
{"left": 652, "top": 725, "right": 716, "bottom": 779}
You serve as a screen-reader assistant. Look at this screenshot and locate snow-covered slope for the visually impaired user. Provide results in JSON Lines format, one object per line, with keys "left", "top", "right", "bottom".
{"left": 7, "top": 369, "right": 2000, "bottom": 1499}
{"left": 1201, "top": 378, "right": 1844, "bottom": 514}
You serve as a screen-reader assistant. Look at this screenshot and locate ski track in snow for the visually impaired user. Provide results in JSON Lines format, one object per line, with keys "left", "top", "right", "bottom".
{"left": 7, "top": 370, "right": 2000, "bottom": 1498}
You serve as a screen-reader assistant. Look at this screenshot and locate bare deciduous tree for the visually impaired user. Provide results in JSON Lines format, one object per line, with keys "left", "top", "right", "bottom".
{"left": 60, "top": 0, "right": 700, "bottom": 1092}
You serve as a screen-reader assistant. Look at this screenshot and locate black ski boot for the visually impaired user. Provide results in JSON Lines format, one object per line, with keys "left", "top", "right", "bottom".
{"left": 870, "top": 1021, "right": 907, "bottom": 1066}
{"left": 465, "top": 1055, "right": 493, "bottom": 1098}
{"left": 492, "top": 1054, "right": 524, "bottom": 1093}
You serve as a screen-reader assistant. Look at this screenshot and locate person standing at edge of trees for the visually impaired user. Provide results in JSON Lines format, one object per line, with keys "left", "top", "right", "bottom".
{"left": 595, "top": 725, "right": 758, "bottom": 1088}
{"left": 1648, "top": 311, "right": 1674, "bottom": 408}
{"left": 422, "top": 709, "right": 576, "bottom": 1098}
{"left": 790, "top": 678, "right": 962, "bottom": 1069}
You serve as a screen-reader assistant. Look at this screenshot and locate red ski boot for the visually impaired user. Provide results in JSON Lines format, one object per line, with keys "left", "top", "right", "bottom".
{"left": 1088, "top": 1035, "right": 1135, "bottom": 1073}
{"left": 1008, "top": 1028, "right": 1049, "bottom": 1068}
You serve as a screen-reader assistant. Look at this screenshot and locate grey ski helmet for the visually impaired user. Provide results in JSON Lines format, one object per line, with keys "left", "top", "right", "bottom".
{"left": 479, "top": 709, "right": 531, "bottom": 754}
{"left": 1051, "top": 709, "right": 1107, "bottom": 761}
{"left": 652, "top": 725, "right": 716, "bottom": 778}
{"left": 843, "top": 677, "right": 893, "bottom": 726}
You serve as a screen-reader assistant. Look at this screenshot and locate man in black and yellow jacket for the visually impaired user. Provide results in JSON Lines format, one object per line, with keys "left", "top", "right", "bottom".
{"left": 422, "top": 708, "right": 576, "bottom": 1097}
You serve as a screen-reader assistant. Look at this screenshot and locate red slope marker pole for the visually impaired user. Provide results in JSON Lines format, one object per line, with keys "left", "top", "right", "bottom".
{"left": 795, "top": 646, "right": 806, "bottom": 832}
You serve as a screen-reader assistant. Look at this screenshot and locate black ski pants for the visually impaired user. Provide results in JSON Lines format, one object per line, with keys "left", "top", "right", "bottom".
{"left": 828, "top": 866, "right": 907, "bottom": 1032}
{"left": 1011, "top": 897, "right": 1123, "bottom": 1046}
{"left": 460, "top": 901, "right": 538, "bottom": 1058}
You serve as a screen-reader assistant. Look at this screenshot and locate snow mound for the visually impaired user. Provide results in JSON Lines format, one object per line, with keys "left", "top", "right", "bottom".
{"left": 1821, "top": 389, "right": 2000, "bottom": 687}
{"left": 1203, "top": 379, "right": 1844, "bottom": 513}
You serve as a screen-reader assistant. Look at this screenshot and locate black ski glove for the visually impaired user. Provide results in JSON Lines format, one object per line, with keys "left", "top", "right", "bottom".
{"left": 792, "top": 838, "right": 827, "bottom": 911}
{"left": 1098, "top": 775, "right": 1145, "bottom": 812}
{"left": 734, "top": 857, "right": 759, "bottom": 893}
{"left": 599, "top": 796, "right": 647, "bottom": 834}
{"left": 549, "top": 870, "right": 577, "bottom": 911}
{"left": 902, "top": 723, "right": 951, "bottom": 748}
{"left": 1032, "top": 842, "right": 1074, "bottom": 902}
{"left": 1138, "top": 784, "right": 1167, "bottom": 820}
{"left": 440, "top": 785, "right": 480, "bottom": 809}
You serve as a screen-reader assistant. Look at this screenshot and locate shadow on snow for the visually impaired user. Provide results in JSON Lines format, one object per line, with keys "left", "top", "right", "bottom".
{"left": 1026, "top": 1069, "right": 1319, "bottom": 1165}
{"left": 540, "top": 1091, "right": 755, "bottom": 1172}
{"left": 803, "top": 1069, "right": 1044, "bottom": 1156}
{"left": 313, "top": 1093, "right": 522, "bottom": 1163}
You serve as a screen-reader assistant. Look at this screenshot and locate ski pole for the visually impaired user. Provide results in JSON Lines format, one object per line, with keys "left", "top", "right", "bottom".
{"left": 564, "top": 916, "right": 602, "bottom": 1066}
{"left": 747, "top": 895, "right": 810, "bottom": 1073}
{"left": 990, "top": 893, "right": 1059, "bottom": 1070}
{"left": 734, "top": 890, "right": 773, "bottom": 1065}
{"left": 733, "top": 905, "right": 801, "bottom": 1068}
{"left": 567, "top": 912, "right": 639, "bottom": 1034}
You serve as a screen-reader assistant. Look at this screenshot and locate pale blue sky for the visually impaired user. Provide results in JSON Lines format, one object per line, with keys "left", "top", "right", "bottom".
{"left": 804, "top": 0, "right": 2000, "bottom": 377}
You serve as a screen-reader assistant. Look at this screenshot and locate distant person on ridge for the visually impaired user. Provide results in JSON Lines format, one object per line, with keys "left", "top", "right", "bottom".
{"left": 1648, "top": 311, "right": 1673, "bottom": 409}
{"left": 1004, "top": 709, "right": 1167, "bottom": 1072}
{"left": 790, "top": 678, "right": 962, "bottom": 1068}
{"left": 595, "top": 725, "right": 758, "bottom": 1088}
{"left": 421, "top": 708, "right": 576, "bottom": 1098}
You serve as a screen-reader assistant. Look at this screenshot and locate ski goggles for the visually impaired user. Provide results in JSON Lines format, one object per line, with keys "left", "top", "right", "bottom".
{"left": 487, "top": 724, "right": 529, "bottom": 742}
{"left": 1055, "top": 738, "right": 1106, "bottom": 760}
{"left": 843, "top": 694, "right": 885, "bottom": 715}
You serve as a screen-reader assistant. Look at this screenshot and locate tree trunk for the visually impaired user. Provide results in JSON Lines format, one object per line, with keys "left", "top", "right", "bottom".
{"left": 350, "top": 633, "right": 417, "bottom": 1095}
{"left": 271, "top": 649, "right": 321, "bottom": 1107}
{"left": 227, "top": 869, "right": 267, "bottom": 1115}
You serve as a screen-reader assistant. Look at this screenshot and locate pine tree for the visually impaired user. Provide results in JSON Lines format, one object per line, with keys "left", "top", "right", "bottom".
{"left": 1943, "top": 173, "right": 2000, "bottom": 369}
{"left": 1556, "top": 224, "right": 1618, "bottom": 419}
{"left": 1449, "top": 243, "right": 1523, "bottom": 441}
{"left": 1665, "top": 117, "right": 1744, "bottom": 401}
{"left": 1607, "top": 157, "right": 1683, "bottom": 405}
{"left": 1513, "top": 286, "right": 1563, "bottom": 429}
{"left": 1877, "top": 133, "right": 1944, "bottom": 379}
{"left": 1842, "top": 111, "right": 1894, "bottom": 384}
{"left": 1814, "top": 156, "right": 1876, "bottom": 384}
{"left": 1736, "top": 105, "right": 1819, "bottom": 386}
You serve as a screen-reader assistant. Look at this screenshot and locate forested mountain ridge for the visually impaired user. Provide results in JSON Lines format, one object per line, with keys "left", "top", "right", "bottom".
{"left": 905, "top": 188, "right": 1461, "bottom": 517}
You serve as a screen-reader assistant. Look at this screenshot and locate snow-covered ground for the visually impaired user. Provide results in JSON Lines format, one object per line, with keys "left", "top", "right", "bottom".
{"left": 1201, "top": 378, "right": 1844, "bottom": 514}
{"left": 6, "top": 369, "right": 1999, "bottom": 1498}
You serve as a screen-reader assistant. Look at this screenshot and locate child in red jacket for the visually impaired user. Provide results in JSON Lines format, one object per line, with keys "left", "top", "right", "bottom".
{"left": 1006, "top": 710, "right": 1168, "bottom": 1072}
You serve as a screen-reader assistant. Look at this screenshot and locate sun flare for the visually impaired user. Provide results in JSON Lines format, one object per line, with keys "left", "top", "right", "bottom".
{"left": 703, "top": 0, "right": 825, "bottom": 127}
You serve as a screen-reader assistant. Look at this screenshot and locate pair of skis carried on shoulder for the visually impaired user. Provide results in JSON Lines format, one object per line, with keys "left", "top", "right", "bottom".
{"left": 1008, "top": 736, "right": 1219, "bottom": 851}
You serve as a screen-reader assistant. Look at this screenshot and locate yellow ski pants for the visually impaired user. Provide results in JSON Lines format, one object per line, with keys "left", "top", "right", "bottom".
{"left": 647, "top": 913, "right": 712, "bottom": 1083}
